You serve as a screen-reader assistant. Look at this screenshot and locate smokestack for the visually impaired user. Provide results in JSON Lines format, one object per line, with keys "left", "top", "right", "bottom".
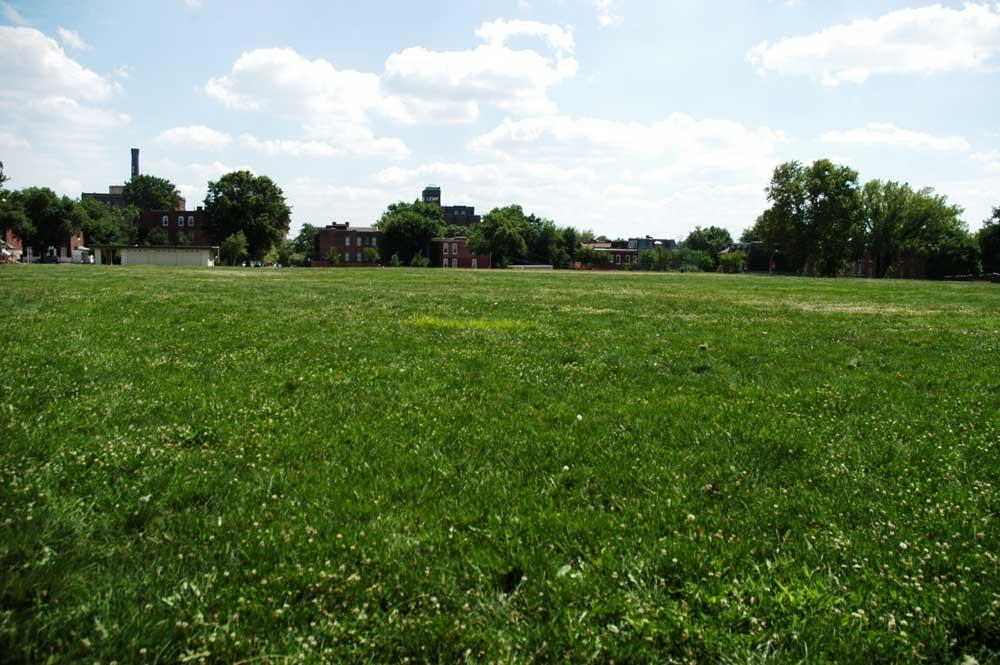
{"left": 131, "top": 148, "right": 140, "bottom": 178}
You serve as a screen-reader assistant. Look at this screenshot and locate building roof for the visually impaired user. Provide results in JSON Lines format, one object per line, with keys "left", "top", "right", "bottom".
{"left": 90, "top": 244, "right": 219, "bottom": 250}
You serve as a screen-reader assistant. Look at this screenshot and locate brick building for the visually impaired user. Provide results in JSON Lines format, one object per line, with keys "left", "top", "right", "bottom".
{"left": 421, "top": 185, "right": 481, "bottom": 227}
{"left": 314, "top": 222, "right": 382, "bottom": 266}
{"left": 139, "top": 208, "right": 209, "bottom": 245}
{"left": 431, "top": 236, "right": 491, "bottom": 269}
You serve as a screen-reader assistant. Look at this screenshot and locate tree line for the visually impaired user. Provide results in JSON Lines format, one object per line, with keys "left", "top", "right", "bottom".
{"left": 0, "top": 168, "right": 292, "bottom": 265}
{"left": 744, "top": 159, "right": 1000, "bottom": 278}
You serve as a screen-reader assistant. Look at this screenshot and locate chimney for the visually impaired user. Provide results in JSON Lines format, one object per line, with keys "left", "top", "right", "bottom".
{"left": 131, "top": 148, "right": 140, "bottom": 178}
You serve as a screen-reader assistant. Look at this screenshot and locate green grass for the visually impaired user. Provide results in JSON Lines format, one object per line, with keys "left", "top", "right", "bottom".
{"left": 1, "top": 266, "right": 999, "bottom": 663}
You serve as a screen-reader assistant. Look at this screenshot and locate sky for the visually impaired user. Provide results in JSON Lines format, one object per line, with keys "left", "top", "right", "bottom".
{"left": 1, "top": 0, "right": 999, "bottom": 241}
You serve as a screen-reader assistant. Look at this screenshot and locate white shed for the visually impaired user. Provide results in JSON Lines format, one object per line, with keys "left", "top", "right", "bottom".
{"left": 93, "top": 245, "right": 218, "bottom": 267}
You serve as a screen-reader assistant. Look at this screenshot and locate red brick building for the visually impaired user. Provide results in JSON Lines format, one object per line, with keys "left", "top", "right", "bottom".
{"left": 431, "top": 236, "right": 491, "bottom": 269}
{"left": 314, "top": 222, "right": 382, "bottom": 266}
{"left": 1, "top": 225, "right": 23, "bottom": 263}
{"left": 139, "top": 208, "right": 209, "bottom": 245}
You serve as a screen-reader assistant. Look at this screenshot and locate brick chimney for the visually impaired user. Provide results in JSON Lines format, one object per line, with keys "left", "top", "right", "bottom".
{"left": 131, "top": 148, "right": 140, "bottom": 178}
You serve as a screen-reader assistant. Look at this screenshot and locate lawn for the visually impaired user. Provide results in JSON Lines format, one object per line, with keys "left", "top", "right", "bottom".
{"left": 1, "top": 265, "right": 998, "bottom": 663}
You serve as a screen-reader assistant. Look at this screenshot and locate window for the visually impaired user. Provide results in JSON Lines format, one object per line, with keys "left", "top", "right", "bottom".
{"left": 357, "top": 252, "right": 362, "bottom": 263}
{"left": 161, "top": 215, "right": 168, "bottom": 227}
{"left": 443, "top": 243, "right": 449, "bottom": 255}
{"left": 452, "top": 258, "right": 457, "bottom": 268}
{"left": 451, "top": 243, "right": 458, "bottom": 255}
{"left": 178, "top": 215, "right": 184, "bottom": 227}
{"left": 615, "top": 254, "right": 621, "bottom": 264}
{"left": 442, "top": 258, "right": 447, "bottom": 267}
{"left": 471, "top": 258, "right": 478, "bottom": 269}
{"left": 345, "top": 236, "right": 351, "bottom": 246}
{"left": 187, "top": 216, "right": 195, "bottom": 227}
{"left": 343, "top": 252, "right": 350, "bottom": 262}
{"left": 371, "top": 237, "right": 377, "bottom": 247}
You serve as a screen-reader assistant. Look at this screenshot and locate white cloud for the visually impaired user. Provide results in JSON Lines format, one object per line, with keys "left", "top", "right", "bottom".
{"left": 471, "top": 113, "right": 786, "bottom": 178}
{"left": 240, "top": 132, "right": 408, "bottom": 160}
{"left": 382, "top": 19, "right": 578, "bottom": 119}
{"left": 0, "top": 1, "right": 27, "bottom": 25}
{"left": 0, "top": 131, "right": 30, "bottom": 149}
{"left": 474, "top": 19, "right": 574, "bottom": 55}
{"left": 203, "top": 47, "right": 411, "bottom": 157}
{"left": 0, "top": 27, "right": 116, "bottom": 102}
{"left": 156, "top": 125, "right": 233, "bottom": 150}
{"left": 594, "top": 0, "right": 623, "bottom": 28}
{"left": 820, "top": 122, "right": 971, "bottom": 152}
{"left": 971, "top": 149, "right": 1000, "bottom": 173}
{"left": 57, "top": 27, "right": 89, "bottom": 51}
{"left": 181, "top": 0, "right": 202, "bottom": 8}
{"left": 748, "top": 3, "right": 1000, "bottom": 86}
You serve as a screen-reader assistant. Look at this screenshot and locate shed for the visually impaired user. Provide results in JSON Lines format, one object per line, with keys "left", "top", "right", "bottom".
{"left": 92, "top": 245, "right": 218, "bottom": 267}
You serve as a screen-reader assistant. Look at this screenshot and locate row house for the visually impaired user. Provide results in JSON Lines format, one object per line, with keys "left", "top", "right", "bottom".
{"left": 139, "top": 208, "right": 209, "bottom": 245}
{"left": 431, "top": 236, "right": 491, "bottom": 269}
{"left": 314, "top": 222, "right": 381, "bottom": 266}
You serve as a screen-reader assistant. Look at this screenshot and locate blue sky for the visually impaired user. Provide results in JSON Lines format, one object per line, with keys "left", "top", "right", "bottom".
{"left": 2, "top": 0, "right": 998, "bottom": 239}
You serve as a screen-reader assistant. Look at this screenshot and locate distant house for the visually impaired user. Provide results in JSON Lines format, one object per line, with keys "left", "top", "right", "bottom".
{"left": 92, "top": 245, "right": 217, "bottom": 266}
{"left": 314, "top": 222, "right": 382, "bottom": 266}
{"left": 3, "top": 228, "right": 87, "bottom": 264}
{"left": 628, "top": 236, "right": 677, "bottom": 251}
{"left": 579, "top": 242, "right": 639, "bottom": 269}
{"left": 139, "top": 208, "right": 209, "bottom": 245}
{"left": 431, "top": 237, "right": 490, "bottom": 269}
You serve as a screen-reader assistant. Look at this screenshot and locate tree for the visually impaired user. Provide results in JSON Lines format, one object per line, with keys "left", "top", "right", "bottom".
{"left": 468, "top": 205, "right": 529, "bottom": 267}
{"left": 122, "top": 174, "right": 181, "bottom": 211}
{"left": 204, "top": 171, "right": 292, "bottom": 259}
{"left": 76, "top": 198, "right": 138, "bottom": 245}
{"left": 575, "top": 246, "right": 611, "bottom": 268}
{"left": 291, "top": 223, "right": 320, "bottom": 260}
{"left": 145, "top": 227, "right": 168, "bottom": 246}
{"left": 2, "top": 187, "right": 80, "bottom": 253}
{"left": 220, "top": 231, "right": 249, "bottom": 266}
{"left": 903, "top": 188, "right": 979, "bottom": 278}
{"left": 978, "top": 207, "right": 1000, "bottom": 274}
{"left": 756, "top": 160, "right": 862, "bottom": 276}
{"left": 861, "top": 180, "right": 913, "bottom": 278}
{"left": 683, "top": 226, "right": 733, "bottom": 267}
{"left": 719, "top": 251, "right": 746, "bottom": 273}
{"left": 376, "top": 200, "right": 443, "bottom": 264}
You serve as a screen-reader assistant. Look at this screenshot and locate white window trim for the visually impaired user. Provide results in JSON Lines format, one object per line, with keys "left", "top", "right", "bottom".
{"left": 161, "top": 215, "right": 168, "bottom": 227}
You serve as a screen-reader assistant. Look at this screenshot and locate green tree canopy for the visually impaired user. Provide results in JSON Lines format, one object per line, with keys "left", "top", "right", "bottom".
{"left": 2, "top": 187, "right": 80, "bottom": 251}
{"left": 291, "top": 223, "right": 320, "bottom": 259}
{"left": 979, "top": 207, "right": 1000, "bottom": 274}
{"left": 220, "top": 231, "right": 249, "bottom": 266}
{"left": 204, "top": 171, "right": 292, "bottom": 260}
{"left": 683, "top": 226, "right": 733, "bottom": 266}
{"left": 468, "top": 205, "right": 530, "bottom": 267}
{"left": 122, "top": 174, "right": 181, "bottom": 211}
{"left": 76, "top": 198, "right": 139, "bottom": 246}
{"left": 376, "top": 200, "right": 443, "bottom": 264}
{"left": 756, "top": 160, "right": 863, "bottom": 276}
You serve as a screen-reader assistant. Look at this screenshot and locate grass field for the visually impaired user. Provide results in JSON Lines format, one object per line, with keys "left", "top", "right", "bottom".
{"left": 1, "top": 266, "right": 999, "bottom": 663}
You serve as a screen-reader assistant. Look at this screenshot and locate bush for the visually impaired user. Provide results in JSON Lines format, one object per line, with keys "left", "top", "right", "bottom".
{"left": 719, "top": 251, "right": 746, "bottom": 273}
{"left": 410, "top": 251, "right": 430, "bottom": 267}
{"left": 220, "top": 231, "right": 248, "bottom": 266}
{"left": 389, "top": 253, "right": 402, "bottom": 267}
{"left": 325, "top": 248, "right": 341, "bottom": 265}
{"left": 362, "top": 247, "right": 381, "bottom": 264}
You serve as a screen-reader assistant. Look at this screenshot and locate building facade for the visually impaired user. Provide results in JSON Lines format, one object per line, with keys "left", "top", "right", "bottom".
{"left": 139, "top": 208, "right": 209, "bottom": 245}
{"left": 431, "top": 237, "right": 491, "bottom": 269}
{"left": 314, "top": 222, "right": 382, "bottom": 266}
